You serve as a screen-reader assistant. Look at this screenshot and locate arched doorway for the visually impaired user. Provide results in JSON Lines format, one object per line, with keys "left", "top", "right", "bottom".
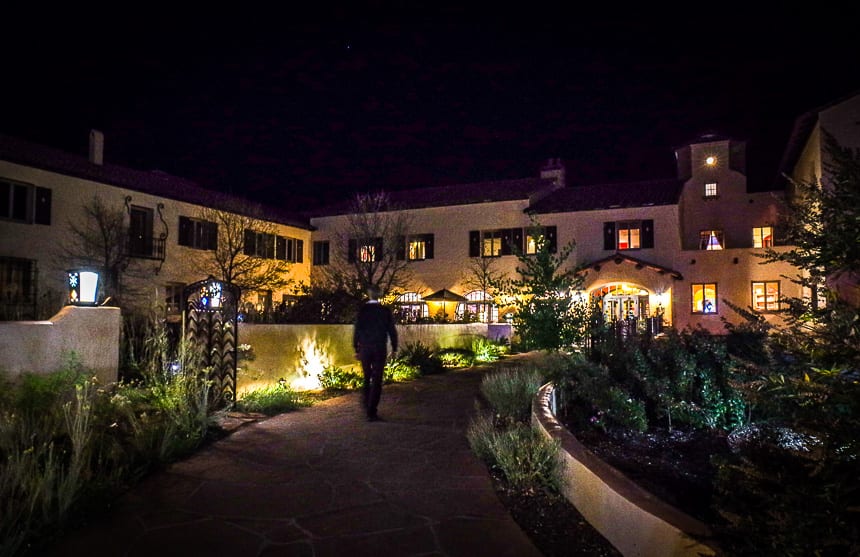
{"left": 592, "top": 283, "right": 651, "bottom": 322}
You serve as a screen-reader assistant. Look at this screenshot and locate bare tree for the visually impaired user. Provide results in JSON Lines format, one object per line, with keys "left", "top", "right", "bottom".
{"left": 461, "top": 255, "right": 505, "bottom": 300}
{"left": 320, "top": 192, "right": 413, "bottom": 298}
{"left": 60, "top": 196, "right": 134, "bottom": 305}
{"left": 193, "top": 203, "right": 293, "bottom": 294}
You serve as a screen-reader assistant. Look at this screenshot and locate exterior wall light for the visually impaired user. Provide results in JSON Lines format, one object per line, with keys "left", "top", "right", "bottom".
{"left": 67, "top": 270, "right": 100, "bottom": 306}
{"left": 705, "top": 155, "right": 717, "bottom": 166}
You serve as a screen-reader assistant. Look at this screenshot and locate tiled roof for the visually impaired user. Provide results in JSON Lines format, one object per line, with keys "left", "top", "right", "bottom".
{"left": 527, "top": 178, "right": 683, "bottom": 214}
{"left": 0, "top": 134, "right": 313, "bottom": 229}
{"left": 306, "top": 177, "right": 556, "bottom": 217}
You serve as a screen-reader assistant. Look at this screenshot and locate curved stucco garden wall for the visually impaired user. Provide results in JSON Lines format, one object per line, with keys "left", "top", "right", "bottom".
{"left": 0, "top": 305, "right": 120, "bottom": 385}
{"left": 532, "top": 382, "right": 718, "bottom": 557}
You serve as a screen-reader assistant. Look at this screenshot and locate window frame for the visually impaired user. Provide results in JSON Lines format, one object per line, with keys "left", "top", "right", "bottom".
{"left": 751, "top": 280, "right": 780, "bottom": 312}
{"left": 691, "top": 282, "right": 718, "bottom": 314}
{"left": 0, "top": 178, "right": 51, "bottom": 225}
{"left": 752, "top": 226, "right": 774, "bottom": 248}
{"left": 699, "top": 229, "right": 725, "bottom": 250}
{"left": 312, "top": 240, "right": 330, "bottom": 266}
{"left": 604, "top": 220, "right": 653, "bottom": 251}
{"left": 704, "top": 182, "right": 719, "bottom": 198}
{"left": 178, "top": 216, "right": 218, "bottom": 251}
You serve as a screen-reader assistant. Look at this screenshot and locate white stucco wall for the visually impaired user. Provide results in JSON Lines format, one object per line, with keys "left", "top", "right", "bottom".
{"left": 0, "top": 305, "right": 120, "bottom": 384}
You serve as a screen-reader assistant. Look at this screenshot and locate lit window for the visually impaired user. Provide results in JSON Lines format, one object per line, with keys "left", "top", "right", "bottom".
{"left": 360, "top": 244, "right": 376, "bottom": 262}
{"left": 704, "top": 182, "right": 718, "bottom": 197}
{"left": 752, "top": 226, "right": 773, "bottom": 248}
{"left": 617, "top": 222, "right": 641, "bottom": 250}
{"left": 409, "top": 240, "right": 425, "bottom": 260}
{"left": 348, "top": 238, "right": 382, "bottom": 264}
{"left": 699, "top": 230, "right": 724, "bottom": 250}
{"left": 482, "top": 234, "right": 502, "bottom": 257}
{"left": 752, "top": 281, "right": 780, "bottom": 311}
{"left": 604, "top": 220, "right": 653, "bottom": 250}
{"left": 394, "top": 292, "right": 427, "bottom": 322}
{"left": 526, "top": 234, "right": 539, "bottom": 255}
{"left": 692, "top": 283, "right": 717, "bottom": 314}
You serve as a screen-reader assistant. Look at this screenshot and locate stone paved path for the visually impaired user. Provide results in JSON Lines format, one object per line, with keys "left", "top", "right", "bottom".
{"left": 40, "top": 356, "right": 544, "bottom": 557}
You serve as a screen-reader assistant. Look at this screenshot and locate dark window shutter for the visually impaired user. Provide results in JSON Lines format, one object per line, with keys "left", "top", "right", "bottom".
{"left": 374, "top": 237, "right": 383, "bottom": 258}
{"left": 348, "top": 239, "right": 357, "bottom": 263}
{"left": 297, "top": 239, "right": 304, "bottom": 263}
{"left": 178, "top": 217, "right": 193, "bottom": 246}
{"left": 34, "top": 187, "right": 51, "bottom": 225}
{"left": 425, "top": 234, "right": 434, "bottom": 259}
{"left": 206, "top": 222, "right": 217, "bottom": 250}
{"left": 603, "top": 222, "right": 616, "bottom": 250}
{"left": 501, "top": 229, "right": 513, "bottom": 256}
{"left": 243, "top": 229, "right": 256, "bottom": 256}
{"left": 265, "top": 234, "right": 276, "bottom": 259}
{"left": 277, "top": 236, "right": 287, "bottom": 260}
{"left": 469, "top": 230, "right": 480, "bottom": 257}
{"left": 396, "top": 235, "right": 406, "bottom": 260}
{"left": 546, "top": 226, "right": 558, "bottom": 253}
{"left": 12, "top": 184, "right": 27, "bottom": 220}
{"left": 773, "top": 225, "right": 786, "bottom": 246}
{"left": 511, "top": 228, "right": 524, "bottom": 254}
{"left": 641, "top": 220, "right": 654, "bottom": 249}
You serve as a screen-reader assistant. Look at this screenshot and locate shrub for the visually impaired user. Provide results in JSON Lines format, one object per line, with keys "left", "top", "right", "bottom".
{"left": 472, "top": 337, "right": 509, "bottom": 363}
{"left": 398, "top": 341, "right": 444, "bottom": 375}
{"left": 318, "top": 365, "right": 363, "bottom": 391}
{"left": 467, "top": 416, "right": 561, "bottom": 493}
{"left": 383, "top": 358, "right": 421, "bottom": 383}
{"left": 235, "top": 383, "right": 311, "bottom": 415}
{"left": 466, "top": 408, "right": 496, "bottom": 462}
{"left": 437, "top": 348, "right": 475, "bottom": 368}
{"left": 480, "top": 366, "right": 545, "bottom": 424}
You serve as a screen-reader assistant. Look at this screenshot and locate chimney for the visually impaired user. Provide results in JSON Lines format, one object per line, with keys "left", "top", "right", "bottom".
{"left": 539, "top": 157, "right": 565, "bottom": 187}
{"left": 89, "top": 129, "right": 104, "bottom": 165}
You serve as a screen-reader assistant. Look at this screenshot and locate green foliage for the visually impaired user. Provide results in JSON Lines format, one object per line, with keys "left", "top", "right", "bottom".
{"left": 494, "top": 216, "right": 588, "bottom": 351}
{"left": 235, "top": 383, "right": 311, "bottom": 415}
{"left": 759, "top": 132, "right": 860, "bottom": 370}
{"left": 436, "top": 347, "right": 475, "bottom": 368}
{"left": 565, "top": 328, "right": 746, "bottom": 433}
{"left": 398, "top": 341, "right": 445, "bottom": 375}
{"left": 480, "top": 366, "right": 545, "bottom": 424}
{"left": 383, "top": 358, "right": 421, "bottom": 383}
{"left": 318, "top": 365, "right": 364, "bottom": 390}
{"left": 472, "top": 336, "right": 510, "bottom": 362}
{"left": 467, "top": 417, "right": 561, "bottom": 493}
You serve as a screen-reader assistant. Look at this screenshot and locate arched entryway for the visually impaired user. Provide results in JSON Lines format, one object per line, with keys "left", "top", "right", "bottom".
{"left": 589, "top": 282, "right": 671, "bottom": 332}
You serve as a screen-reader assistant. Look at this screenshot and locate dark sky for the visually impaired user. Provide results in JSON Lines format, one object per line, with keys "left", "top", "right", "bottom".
{"left": 2, "top": 9, "right": 858, "bottom": 210}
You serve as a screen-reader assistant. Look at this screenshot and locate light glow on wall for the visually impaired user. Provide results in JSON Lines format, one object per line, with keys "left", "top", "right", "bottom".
{"left": 291, "top": 334, "right": 332, "bottom": 391}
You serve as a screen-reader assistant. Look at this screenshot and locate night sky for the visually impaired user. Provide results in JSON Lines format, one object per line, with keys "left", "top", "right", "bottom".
{"left": 2, "top": 9, "right": 858, "bottom": 210}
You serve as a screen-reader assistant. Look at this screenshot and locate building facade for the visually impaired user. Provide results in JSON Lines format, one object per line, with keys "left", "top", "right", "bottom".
{"left": 0, "top": 132, "right": 313, "bottom": 321}
{"left": 2, "top": 91, "right": 857, "bottom": 334}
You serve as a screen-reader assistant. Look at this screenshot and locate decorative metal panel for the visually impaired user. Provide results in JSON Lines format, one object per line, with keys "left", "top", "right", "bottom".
{"left": 183, "top": 277, "right": 241, "bottom": 408}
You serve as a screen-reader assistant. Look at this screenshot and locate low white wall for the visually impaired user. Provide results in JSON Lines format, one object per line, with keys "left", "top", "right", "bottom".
{"left": 237, "top": 322, "right": 510, "bottom": 392}
{"left": 0, "top": 306, "right": 121, "bottom": 385}
{"left": 532, "top": 382, "right": 717, "bottom": 557}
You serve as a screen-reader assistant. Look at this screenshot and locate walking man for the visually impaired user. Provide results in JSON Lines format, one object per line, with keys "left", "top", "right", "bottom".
{"left": 353, "top": 285, "right": 398, "bottom": 421}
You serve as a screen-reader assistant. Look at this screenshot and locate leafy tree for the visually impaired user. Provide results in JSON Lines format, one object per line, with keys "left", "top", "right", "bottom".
{"left": 497, "top": 219, "right": 587, "bottom": 351}
{"left": 762, "top": 131, "right": 860, "bottom": 368}
{"left": 713, "top": 132, "right": 860, "bottom": 556}
{"left": 319, "top": 192, "right": 413, "bottom": 298}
